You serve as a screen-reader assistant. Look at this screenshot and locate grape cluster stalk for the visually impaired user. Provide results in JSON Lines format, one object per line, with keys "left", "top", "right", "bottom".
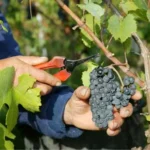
{"left": 89, "top": 66, "right": 136, "bottom": 128}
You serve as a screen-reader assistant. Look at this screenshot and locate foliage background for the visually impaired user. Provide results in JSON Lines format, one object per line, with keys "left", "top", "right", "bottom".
{"left": 1, "top": 0, "right": 149, "bottom": 89}
{"left": 0, "top": 0, "right": 150, "bottom": 149}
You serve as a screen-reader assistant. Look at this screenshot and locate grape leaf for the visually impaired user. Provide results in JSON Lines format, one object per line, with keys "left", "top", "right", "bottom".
{"left": 81, "top": 14, "right": 101, "bottom": 47}
{"left": 119, "top": 1, "right": 138, "bottom": 14}
{"left": 78, "top": 3, "right": 105, "bottom": 19}
{"left": 0, "top": 124, "right": 15, "bottom": 139}
{"left": 0, "top": 124, "right": 15, "bottom": 150}
{"left": 133, "top": 0, "right": 147, "bottom": 10}
{"left": 84, "top": 0, "right": 102, "bottom": 4}
{"left": 0, "top": 105, "right": 8, "bottom": 125}
{"left": 90, "top": 0, "right": 102, "bottom": 4}
{"left": 0, "top": 67, "right": 15, "bottom": 109}
{"left": 0, "top": 124, "right": 5, "bottom": 150}
{"left": 82, "top": 62, "right": 98, "bottom": 87}
{"left": 6, "top": 74, "right": 41, "bottom": 132}
{"left": 6, "top": 98, "right": 18, "bottom": 131}
{"left": 147, "top": 9, "right": 150, "bottom": 22}
{"left": 108, "top": 14, "right": 137, "bottom": 42}
{"left": 13, "top": 74, "right": 41, "bottom": 112}
{"left": 5, "top": 141, "right": 14, "bottom": 150}
{"left": 131, "top": 9, "right": 148, "bottom": 22}
{"left": 145, "top": 115, "right": 150, "bottom": 121}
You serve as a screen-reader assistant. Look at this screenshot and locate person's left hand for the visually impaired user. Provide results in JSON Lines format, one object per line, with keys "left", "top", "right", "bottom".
{"left": 63, "top": 86, "right": 142, "bottom": 136}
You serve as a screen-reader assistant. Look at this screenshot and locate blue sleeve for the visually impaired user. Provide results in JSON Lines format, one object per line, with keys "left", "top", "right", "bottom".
{"left": 18, "top": 85, "right": 83, "bottom": 139}
{"left": 0, "top": 12, "right": 20, "bottom": 58}
{"left": 0, "top": 12, "right": 83, "bottom": 138}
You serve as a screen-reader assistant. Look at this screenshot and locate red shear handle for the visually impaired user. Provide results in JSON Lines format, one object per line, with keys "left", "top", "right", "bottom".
{"left": 34, "top": 56, "right": 65, "bottom": 70}
{"left": 54, "top": 69, "right": 71, "bottom": 81}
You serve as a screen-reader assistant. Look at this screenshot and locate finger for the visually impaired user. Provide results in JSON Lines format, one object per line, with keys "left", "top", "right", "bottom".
{"left": 106, "top": 128, "right": 121, "bottom": 136}
{"left": 108, "top": 112, "right": 124, "bottom": 130}
{"left": 120, "top": 103, "right": 133, "bottom": 118}
{"left": 74, "top": 86, "right": 90, "bottom": 100}
{"left": 131, "top": 90, "right": 142, "bottom": 101}
{"left": 34, "top": 82, "right": 52, "bottom": 95}
{"left": 17, "top": 56, "right": 48, "bottom": 65}
{"left": 27, "top": 66, "right": 62, "bottom": 86}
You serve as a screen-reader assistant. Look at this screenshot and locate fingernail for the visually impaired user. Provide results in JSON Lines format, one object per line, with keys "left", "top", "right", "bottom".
{"left": 124, "top": 110, "right": 130, "bottom": 117}
{"left": 81, "top": 88, "right": 88, "bottom": 97}
{"left": 56, "top": 82, "right": 62, "bottom": 86}
{"left": 113, "top": 122, "right": 118, "bottom": 129}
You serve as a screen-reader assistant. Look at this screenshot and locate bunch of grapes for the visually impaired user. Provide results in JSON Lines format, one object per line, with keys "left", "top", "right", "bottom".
{"left": 89, "top": 66, "right": 136, "bottom": 128}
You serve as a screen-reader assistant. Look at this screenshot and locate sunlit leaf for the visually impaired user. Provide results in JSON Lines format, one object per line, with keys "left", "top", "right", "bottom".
{"left": 133, "top": 0, "right": 147, "bottom": 10}
{"left": 82, "top": 62, "right": 98, "bottom": 87}
{"left": 145, "top": 115, "right": 150, "bottom": 121}
{"left": 5, "top": 141, "right": 14, "bottom": 150}
{"left": 78, "top": 3, "right": 105, "bottom": 19}
{"left": 0, "top": 124, "right": 5, "bottom": 150}
{"left": 119, "top": 1, "right": 138, "bottom": 14}
{"left": 0, "top": 67, "right": 15, "bottom": 109}
{"left": 81, "top": 14, "right": 101, "bottom": 47}
{"left": 108, "top": 14, "right": 137, "bottom": 42}
{"left": 13, "top": 74, "right": 41, "bottom": 112}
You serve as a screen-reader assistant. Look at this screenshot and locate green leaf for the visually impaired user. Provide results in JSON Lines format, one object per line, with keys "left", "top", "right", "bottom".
{"left": 0, "top": 20, "right": 8, "bottom": 32}
{"left": 5, "top": 141, "right": 14, "bottom": 150}
{"left": 147, "top": 9, "right": 150, "bottom": 22}
{"left": 5, "top": 74, "right": 41, "bottom": 131}
{"left": 145, "top": 115, "right": 150, "bottom": 121}
{"left": 123, "top": 38, "right": 131, "bottom": 53}
{"left": 131, "top": 9, "right": 148, "bottom": 22}
{"left": 78, "top": 3, "right": 105, "bottom": 19}
{"left": 0, "top": 124, "right": 15, "bottom": 150}
{"left": 108, "top": 14, "right": 137, "bottom": 42}
{"left": 13, "top": 74, "right": 41, "bottom": 112}
{"left": 138, "top": 71, "right": 145, "bottom": 81}
{"left": 119, "top": 1, "right": 138, "bottom": 14}
{"left": 133, "top": 0, "right": 147, "bottom": 10}
{"left": 0, "top": 124, "right": 15, "bottom": 139}
{"left": 0, "top": 67, "right": 15, "bottom": 109}
{"left": 84, "top": 0, "right": 102, "bottom": 4}
{"left": 81, "top": 14, "right": 101, "bottom": 47}
{"left": 0, "top": 124, "right": 6, "bottom": 150}
{"left": 0, "top": 105, "right": 8, "bottom": 125}
{"left": 6, "top": 98, "right": 18, "bottom": 131}
{"left": 81, "top": 62, "right": 98, "bottom": 87}
{"left": 90, "top": 0, "right": 102, "bottom": 4}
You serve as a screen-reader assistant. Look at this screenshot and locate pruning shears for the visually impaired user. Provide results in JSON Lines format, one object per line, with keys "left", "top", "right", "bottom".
{"left": 34, "top": 54, "right": 99, "bottom": 81}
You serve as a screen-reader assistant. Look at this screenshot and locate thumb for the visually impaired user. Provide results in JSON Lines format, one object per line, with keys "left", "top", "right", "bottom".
{"left": 17, "top": 56, "right": 48, "bottom": 65}
{"left": 75, "top": 86, "right": 90, "bottom": 100}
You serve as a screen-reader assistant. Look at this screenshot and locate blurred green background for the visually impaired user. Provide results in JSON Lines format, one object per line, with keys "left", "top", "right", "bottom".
{"left": 0, "top": 0, "right": 149, "bottom": 89}
{"left": 1, "top": 0, "right": 150, "bottom": 149}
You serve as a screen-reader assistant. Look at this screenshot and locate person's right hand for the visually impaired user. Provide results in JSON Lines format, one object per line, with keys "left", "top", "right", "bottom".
{"left": 64, "top": 86, "right": 142, "bottom": 136}
{"left": 0, "top": 56, "right": 61, "bottom": 95}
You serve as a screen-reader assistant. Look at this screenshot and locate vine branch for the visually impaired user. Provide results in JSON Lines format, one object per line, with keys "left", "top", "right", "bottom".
{"left": 104, "top": 0, "right": 150, "bottom": 115}
{"left": 55, "top": 0, "right": 145, "bottom": 88}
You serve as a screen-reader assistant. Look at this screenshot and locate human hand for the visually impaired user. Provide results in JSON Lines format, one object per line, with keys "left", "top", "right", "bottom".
{"left": 63, "top": 86, "right": 142, "bottom": 136}
{"left": 0, "top": 56, "right": 61, "bottom": 95}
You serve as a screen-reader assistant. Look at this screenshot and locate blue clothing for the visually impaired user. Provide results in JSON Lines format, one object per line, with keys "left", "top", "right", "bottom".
{"left": 0, "top": 13, "right": 83, "bottom": 139}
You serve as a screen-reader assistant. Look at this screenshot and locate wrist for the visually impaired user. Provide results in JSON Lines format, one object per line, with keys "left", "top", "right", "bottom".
{"left": 0, "top": 59, "right": 6, "bottom": 70}
{"left": 63, "top": 101, "right": 73, "bottom": 125}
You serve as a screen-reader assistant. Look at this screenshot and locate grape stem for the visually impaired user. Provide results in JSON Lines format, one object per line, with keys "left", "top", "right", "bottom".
{"left": 109, "top": 65, "right": 124, "bottom": 89}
